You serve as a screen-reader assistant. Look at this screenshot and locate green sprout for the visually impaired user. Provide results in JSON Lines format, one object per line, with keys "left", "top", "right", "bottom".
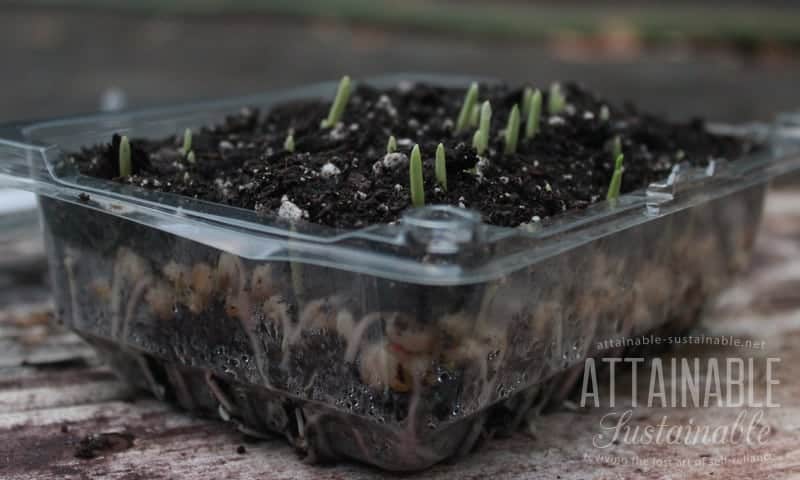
{"left": 612, "top": 135, "right": 622, "bottom": 161}
{"left": 525, "top": 89, "right": 542, "bottom": 140}
{"left": 284, "top": 131, "right": 295, "bottom": 153}
{"left": 455, "top": 82, "right": 479, "bottom": 133}
{"left": 504, "top": 104, "right": 521, "bottom": 155}
{"left": 469, "top": 104, "right": 480, "bottom": 128}
{"left": 435, "top": 143, "right": 447, "bottom": 191}
{"left": 548, "top": 82, "right": 566, "bottom": 115}
{"left": 606, "top": 153, "right": 624, "bottom": 201}
{"left": 119, "top": 135, "right": 131, "bottom": 177}
{"left": 473, "top": 101, "right": 492, "bottom": 155}
{"left": 387, "top": 135, "right": 397, "bottom": 154}
{"left": 181, "top": 128, "right": 192, "bottom": 156}
{"left": 321, "top": 75, "right": 352, "bottom": 129}
{"left": 599, "top": 105, "right": 610, "bottom": 122}
{"left": 521, "top": 87, "right": 533, "bottom": 117}
{"left": 409, "top": 144, "right": 425, "bottom": 207}
{"left": 187, "top": 150, "right": 196, "bottom": 164}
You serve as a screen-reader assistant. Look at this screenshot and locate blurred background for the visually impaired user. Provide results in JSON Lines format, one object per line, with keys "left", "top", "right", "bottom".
{"left": 2, "top": 0, "right": 800, "bottom": 124}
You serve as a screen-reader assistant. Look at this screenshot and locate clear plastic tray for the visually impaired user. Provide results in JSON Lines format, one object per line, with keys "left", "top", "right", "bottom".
{"left": 2, "top": 75, "right": 800, "bottom": 471}
{"left": 0, "top": 188, "right": 44, "bottom": 274}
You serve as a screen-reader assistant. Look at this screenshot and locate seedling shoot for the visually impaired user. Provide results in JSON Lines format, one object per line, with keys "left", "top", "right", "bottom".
{"left": 600, "top": 105, "right": 610, "bottom": 122}
{"left": 504, "top": 105, "right": 521, "bottom": 155}
{"left": 435, "top": 143, "right": 447, "bottom": 191}
{"left": 409, "top": 144, "right": 425, "bottom": 207}
{"left": 321, "top": 75, "right": 352, "bottom": 128}
{"left": 180, "top": 128, "right": 192, "bottom": 156}
{"left": 284, "top": 131, "right": 296, "bottom": 153}
{"left": 548, "top": 82, "right": 566, "bottom": 115}
{"left": 469, "top": 104, "right": 480, "bottom": 128}
{"left": 525, "top": 89, "right": 542, "bottom": 140}
{"left": 606, "top": 153, "right": 624, "bottom": 201}
{"left": 521, "top": 87, "right": 533, "bottom": 117}
{"left": 455, "top": 82, "right": 479, "bottom": 133}
{"left": 473, "top": 101, "right": 492, "bottom": 155}
{"left": 119, "top": 135, "right": 131, "bottom": 177}
{"left": 612, "top": 136, "right": 622, "bottom": 162}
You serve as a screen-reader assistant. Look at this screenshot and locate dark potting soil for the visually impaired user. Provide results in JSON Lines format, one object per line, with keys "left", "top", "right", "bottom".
{"left": 70, "top": 81, "right": 754, "bottom": 229}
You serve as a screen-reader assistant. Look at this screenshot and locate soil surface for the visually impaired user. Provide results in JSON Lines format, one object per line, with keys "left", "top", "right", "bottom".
{"left": 71, "top": 81, "right": 752, "bottom": 229}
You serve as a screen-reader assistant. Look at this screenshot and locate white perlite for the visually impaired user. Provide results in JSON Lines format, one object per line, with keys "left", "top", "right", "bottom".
{"left": 376, "top": 95, "right": 398, "bottom": 117}
{"left": 548, "top": 116, "right": 566, "bottom": 126}
{"left": 278, "top": 195, "right": 308, "bottom": 220}
{"left": 382, "top": 152, "right": 409, "bottom": 170}
{"left": 474, "top": 157, "right": 490, "bottom": 181}
{"left": 320, "top": 162, "right": 341, "bottom": 178}
{"left": 329, "top": 122, "right": 347, "bottom": 140}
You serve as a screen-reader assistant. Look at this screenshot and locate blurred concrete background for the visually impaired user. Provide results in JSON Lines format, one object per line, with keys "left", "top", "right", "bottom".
{"left": 2, "top": 1, "right": 800, "bottom": 125}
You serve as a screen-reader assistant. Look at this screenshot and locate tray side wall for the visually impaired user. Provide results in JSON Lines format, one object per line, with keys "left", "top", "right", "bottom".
{"left": 38, "top": 183, "right": 766, "bottom": 470}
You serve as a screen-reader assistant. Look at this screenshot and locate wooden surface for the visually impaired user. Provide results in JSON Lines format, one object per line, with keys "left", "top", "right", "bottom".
{"left": 1, "top": 189, "right": 800, "bottom": 479}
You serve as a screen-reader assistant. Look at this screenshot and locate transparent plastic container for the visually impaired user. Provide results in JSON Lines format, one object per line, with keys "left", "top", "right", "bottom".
{"left": 2, "top": 76, "right": 800, "bottom": 471}
{"left": 0, "top": 188, "right": 43, "bottom": 271}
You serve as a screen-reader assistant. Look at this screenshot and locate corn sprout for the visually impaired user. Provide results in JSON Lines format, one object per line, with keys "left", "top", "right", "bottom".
{"left": 473, "top": 101, "right": 492, "bottom": 155}
{"left": 521, "top": 87, "right": 533, "bottom": 117}
{"left": 435, "top": 143, "right": 447, "bottom": 191}
{"left": 525, "top": 89, "right": 542, "bottom": 140}
{"left": 504, "top": 105, "right": 520, "bottom": 155}
{"left": 387, "top": 135, "right": 397, "bottom": 154}
{"left": 409, "top": 144, "right": 425, "bottom": 207}
{"left": 187, "top": 150, "right": 196, "bottom": 164}
{"left": 181, "top": 128, "right": 192, "bottom": 156}
{"left": 548, "top": 82, "right": 566, "bottom": 115}
{"left": 606, "top": 153, "right": 624, "bottom": 201}
{"left": 469, "top": 104, "right": 480, "bottom": 128}
{"left": 455, "top": 82, "right": 479, "bottom": 133}
{"left": 284, "top": 131, "right": 296, "bottom": 153}
{"left": 119, "top": 135, "right": 131, "bottom": 177}
{"left": 612, "top": 135, "right": 622, "bottom": 161}
{"left": 321, "top": 75, "right": 352, "bottom": 129}
{"left": 599, "top": 105, "right": 610, "bottom": 122}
